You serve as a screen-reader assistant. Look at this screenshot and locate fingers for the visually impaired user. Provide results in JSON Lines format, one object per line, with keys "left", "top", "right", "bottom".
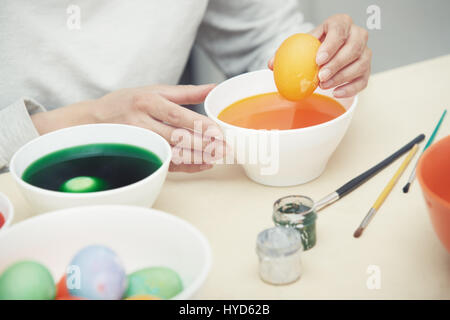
{"left": 142, "top": 118, "right": 220, "bottom": 173}
{"left": 142, "top": 116, "right": 225, "bottom": 159}
{"left": 134, "top": 91, "right": 220, "bottom": 134}
{"left": 333, "top": 73, "right": 370, "bottom": 98}
{"left": 155, "top": 84, "right": 216, "bottom": 105}
{"left": 321, "top": 47, "right": 372, "bottom": 89}
{"left": 318, "top": 26, "right": 369, "bottom": 83}
{"left": 315, "top": 14, "right": 353, "bottom": 66}
{"left": 131, "top": 89, "right": 227, "bottom": 171}
{"left": 172, "top": 145, "right": 221, "bottom": 165}
{"left": 170, "top": 146, "right": 215, "bottom": 173}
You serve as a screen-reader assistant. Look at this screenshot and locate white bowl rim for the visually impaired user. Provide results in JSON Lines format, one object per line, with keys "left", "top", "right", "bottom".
{"left": 0, "top": 204, "right": 212, "bottom": 300}
{"left": 0, "top": 192, "right": 14, "bottom": 229}
{"left": 204, "top": 69, "right": 358, "bottom": 135}
{"left": 9, "top": 124, "right": 172, "bottom": 199}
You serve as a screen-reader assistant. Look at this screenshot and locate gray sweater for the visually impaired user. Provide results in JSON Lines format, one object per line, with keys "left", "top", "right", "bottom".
{"left": 0, "top": 0, "right": 312, "bottom": 170}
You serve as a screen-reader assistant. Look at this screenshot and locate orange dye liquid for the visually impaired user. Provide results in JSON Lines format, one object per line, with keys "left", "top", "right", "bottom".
{"left": 218, "top": 92, "right": 346, "bottom": 130}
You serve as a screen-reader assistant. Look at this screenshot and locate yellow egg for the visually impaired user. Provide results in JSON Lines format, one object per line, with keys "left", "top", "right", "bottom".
{"left": 273, "top": 33, "right": 321, "bottom": 101}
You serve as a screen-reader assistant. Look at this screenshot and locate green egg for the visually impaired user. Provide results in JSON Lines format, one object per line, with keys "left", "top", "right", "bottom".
{"left": 60, "top": 176, "right": 106, "bottom": 193}
{"left": 0, "top": 261, "right": 55, "bottom": 300}
{"left": 124, "top": 267, "right": 183, "bottom": 300}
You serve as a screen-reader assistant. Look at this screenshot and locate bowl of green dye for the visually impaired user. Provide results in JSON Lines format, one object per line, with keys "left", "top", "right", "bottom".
{"left": 10, "top": 124, "right": 171, "bottom": 213}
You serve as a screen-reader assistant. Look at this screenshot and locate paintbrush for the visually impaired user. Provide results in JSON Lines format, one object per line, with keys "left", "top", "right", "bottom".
{"left": 354, "top": 144, "right": 419, "bottom": 238}
{"left": 403, "top": 109, "right": 447, "bottom": 193}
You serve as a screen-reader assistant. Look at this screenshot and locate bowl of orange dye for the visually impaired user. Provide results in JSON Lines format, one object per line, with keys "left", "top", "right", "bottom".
{"left": 204, "top": 69, "right": 358, "bottom": 186}
{"left": 417, "top": 135, "right": 450, "bottom": 254}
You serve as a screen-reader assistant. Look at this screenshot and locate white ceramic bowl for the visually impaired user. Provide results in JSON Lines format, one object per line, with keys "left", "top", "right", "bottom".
{"left": 0, "top": 205, "right": 212, "bottom": 299}
{"left": 10, "top": 124, "right": 171, "bottom": 213}
{"left": 205, "top": 69, "right": 358, "bottom": 186}
{"left": 0, "top": 192, "right": 14, "bottom": 230}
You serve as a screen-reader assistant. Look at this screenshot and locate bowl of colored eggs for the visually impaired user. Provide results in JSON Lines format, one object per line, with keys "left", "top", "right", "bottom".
{"left": 205, "top": 33, "right": 358, "bottom": 186}
{"left": 9, "top": 124, "right": 171, "bottom": 213}
{"left": 0, "top": 205, "right": 211, "bottom": 300}
{"left": 0, "top": 192, "right": 14, "bottom": 230}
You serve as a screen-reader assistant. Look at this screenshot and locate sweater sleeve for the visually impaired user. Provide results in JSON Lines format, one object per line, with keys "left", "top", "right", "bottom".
{"left": 196, "top": 0, "right": 314, "bottom": 77}
{"left": 0, "top": 98, "right": 45, "bottom": 170}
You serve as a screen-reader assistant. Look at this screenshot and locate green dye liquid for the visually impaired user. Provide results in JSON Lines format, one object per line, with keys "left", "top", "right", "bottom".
{"left": 22, "top": 143, "right": 163, "bottom": 193}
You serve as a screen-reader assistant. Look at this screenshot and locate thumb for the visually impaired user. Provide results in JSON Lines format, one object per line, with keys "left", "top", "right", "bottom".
{"left": 157, "top": 84, "right": 216, "bottom": 105}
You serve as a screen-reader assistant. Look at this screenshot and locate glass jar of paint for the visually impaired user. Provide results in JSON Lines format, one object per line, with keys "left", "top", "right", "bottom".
{"left": 256, "top": 226, "right": 303, "bottom": 285}
{"left": 272, "top": 195, "right": 317, "bottom": 251}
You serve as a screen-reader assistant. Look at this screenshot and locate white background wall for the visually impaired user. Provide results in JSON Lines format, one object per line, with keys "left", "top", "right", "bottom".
{"left": 308, "top": 0, "right": 450, "bottom": 73}
{"left": 184, "top": 0, "right": 450, "bottom": 86}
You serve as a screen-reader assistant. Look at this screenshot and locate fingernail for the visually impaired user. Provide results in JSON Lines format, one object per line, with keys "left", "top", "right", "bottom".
{"left": 316, "top": 51, "right": 329, "bottom": 65}
{"left": 333, "top": 88, "right": 346, "bottom": 97}
{"left": 321, "top": 79, "right": 334, "bottom": 88}
{"left": 319, "top": 68, "right": 331, "bottom": 82}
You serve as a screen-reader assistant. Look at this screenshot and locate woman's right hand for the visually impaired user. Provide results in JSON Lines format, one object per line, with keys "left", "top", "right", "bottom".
{"left": 32, "top": 84, "right": 224, "bottom": 173}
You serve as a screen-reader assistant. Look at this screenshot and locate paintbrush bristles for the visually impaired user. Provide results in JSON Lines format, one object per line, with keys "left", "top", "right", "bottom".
{"left": 353, "top": 227, "right": 363, "bottom": 238}
{"left": 402, "top": 182, "right": 411, "bottom": 193}
{"left": 354, "top": 145, "right": 418, "bottom": 239}
{"left": 402, "top": 109, "right": 447, "bottom": 194}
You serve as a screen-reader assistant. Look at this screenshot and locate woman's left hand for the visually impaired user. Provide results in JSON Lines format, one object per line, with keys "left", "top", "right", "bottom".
{"left": 269, "top": 14, "right": 372, "bottom": 98}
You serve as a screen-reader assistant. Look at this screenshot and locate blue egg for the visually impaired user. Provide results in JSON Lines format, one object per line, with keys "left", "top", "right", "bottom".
{"left": 68, "top": 245, "right": 127, "bottom": 300}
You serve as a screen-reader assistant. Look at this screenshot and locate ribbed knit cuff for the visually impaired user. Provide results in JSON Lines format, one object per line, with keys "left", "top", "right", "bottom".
{"left": 0, "top": 97, "right": 46, "bottom": 170}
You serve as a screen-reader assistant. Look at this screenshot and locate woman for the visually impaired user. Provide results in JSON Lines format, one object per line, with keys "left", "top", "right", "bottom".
{"left": 0, "top": 0, "right": 371, "bottom": 172}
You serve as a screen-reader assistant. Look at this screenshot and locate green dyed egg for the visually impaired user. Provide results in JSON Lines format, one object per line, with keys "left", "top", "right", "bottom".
{"left": 124, "top": 267, "right": 183, "bottom": 300}
{"left": 60, "top": 176, "right": 106, "bottom": 193}
{"left": 0, "top": 261, "right": 55, "bottom": 300}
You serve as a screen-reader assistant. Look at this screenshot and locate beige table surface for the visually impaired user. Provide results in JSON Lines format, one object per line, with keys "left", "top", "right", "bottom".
{"left": 2, "top": 55, "right": 450, "bottom": 299}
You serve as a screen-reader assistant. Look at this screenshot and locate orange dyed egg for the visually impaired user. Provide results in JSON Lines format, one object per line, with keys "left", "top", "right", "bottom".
{"left": 56, "top": 275, "right": 69, "bottom": 298}
{"left": 273, "top": 33, "right": 321, "bottom": 101}
{"left": 55, "top": 275, "right": 84, "bottom": 300}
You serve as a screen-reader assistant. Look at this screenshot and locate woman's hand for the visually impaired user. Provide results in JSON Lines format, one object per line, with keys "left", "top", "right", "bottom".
{"left": 32, "top": 84, "right": 224, "bottom": 173}
{"left": 310, "top": 14, "right": 372, "bottom": 97}
{"left": 269, "top": 14, "right": 372, "bottom": 98}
